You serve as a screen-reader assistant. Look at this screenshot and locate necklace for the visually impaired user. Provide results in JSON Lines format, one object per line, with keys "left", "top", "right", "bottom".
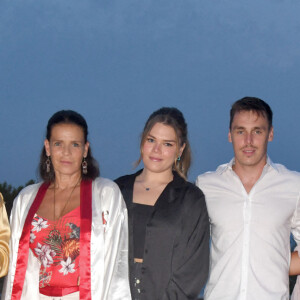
{"left": 141, "top": 183, "right": 150, "bottom": 191}
{"left": 138, "top": 181, "right": 166, "bottom": 191}
{"left": 53, "top": 178, "right": 81, "bottom": 224}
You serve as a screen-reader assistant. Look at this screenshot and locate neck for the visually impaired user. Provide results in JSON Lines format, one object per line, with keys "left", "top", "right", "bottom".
{"left": 138, "top": 168, "right": 173, "bottom": 184}
{"left": 52, "top": 173, "right": 82, "bottom": 190}
{"left": 233, "top": 159, "right": 267, "bottom": 193}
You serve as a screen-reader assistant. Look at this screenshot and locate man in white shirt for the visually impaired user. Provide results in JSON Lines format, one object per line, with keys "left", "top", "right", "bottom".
{"left": 196, "top": 97, "right": 300, "bottom": 300}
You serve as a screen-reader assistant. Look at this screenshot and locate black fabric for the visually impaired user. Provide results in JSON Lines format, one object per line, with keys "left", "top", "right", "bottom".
{"left": 133, "top": 203, "right": 155, "bottom": 259}
{"left": 132, "top": 262, "right": 143, "bottom": 300}
{"left": 115, "top": 170, "right": 210, "bottom": 300}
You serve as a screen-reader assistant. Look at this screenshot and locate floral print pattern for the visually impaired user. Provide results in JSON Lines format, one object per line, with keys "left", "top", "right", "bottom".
{"left": 30, "top": 208, "right": 109, "bottom": 288}
{"left": 34, "top": 243, "right": 56, "bottom": 268}
{"left": 30, "top": 209, "right": 81, "bottom": 288}
{"left": 30, "top": 232, "right": 36, "bottom": 243}
{"left": 59, "top": 257, "right": 76, "bottom": 275}
{"left": 32, "top": 216, "right": 49, "bottom": 232}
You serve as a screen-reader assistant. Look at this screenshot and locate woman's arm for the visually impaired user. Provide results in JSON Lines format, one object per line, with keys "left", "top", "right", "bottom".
{"left": 103, "top": 183, "right": 131, "bottom": 300}
{"left": 163, "top": 187, "right": 210, "bottom": 299}
{"left": 0, "top": 193, "right": 10, "bottom": 277}
{"left": 290, "top": 249, "right": 300, "bottom": 275}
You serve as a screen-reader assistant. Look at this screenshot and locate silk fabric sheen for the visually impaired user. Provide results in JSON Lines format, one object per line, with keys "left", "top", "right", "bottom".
{"left": 0, "top": 193, "right": 10, "bottom": 278}
{"left": 2, "top": 178, "right": 131, "bottom": 300}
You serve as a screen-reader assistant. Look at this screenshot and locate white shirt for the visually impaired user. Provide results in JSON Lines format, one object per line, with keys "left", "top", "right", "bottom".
{"left": 196, "top": 158, "right": 300, "bottom": 300}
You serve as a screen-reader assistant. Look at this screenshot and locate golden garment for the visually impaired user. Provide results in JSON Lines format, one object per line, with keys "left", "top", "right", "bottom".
{"left": 0, "top": 192, "right": 10, "bottom": 277}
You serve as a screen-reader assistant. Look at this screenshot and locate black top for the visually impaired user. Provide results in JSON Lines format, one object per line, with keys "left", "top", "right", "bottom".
{"left": 133, "top": 203, "right": 155, "bottom": 259}
{"left": 115, "top": 170, "right": 210, "bottom": 300}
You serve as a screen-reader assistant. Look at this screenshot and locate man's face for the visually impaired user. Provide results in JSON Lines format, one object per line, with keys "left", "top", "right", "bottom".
{"left": 228, "top": 110, "right": 273, "bottom": 170}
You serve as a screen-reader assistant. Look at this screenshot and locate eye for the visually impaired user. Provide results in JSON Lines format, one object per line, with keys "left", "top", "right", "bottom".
{"left": 236, "top": 130, "right": 244, "bottom": 135}
{"left": 72, "top": 142, "right": 80, "bottom": 147}
{"left": 254, "top": 130, "right": 262, "bottom": 135}
{"left": 54, "top": 141, "right": 61, "bottom": 146}
{"left": 164, "top": 142, "right": 173, "bottom": 147}
{"left": 146, "top": 138, "right": 154, "bottom": 143}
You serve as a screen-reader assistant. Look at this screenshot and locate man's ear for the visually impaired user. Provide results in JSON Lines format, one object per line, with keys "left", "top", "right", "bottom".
{"left": 268, "top": 127, "right": 274, "bottom": 142}
{"left": 228, "top": 131, "right": 232, "bottom": 143}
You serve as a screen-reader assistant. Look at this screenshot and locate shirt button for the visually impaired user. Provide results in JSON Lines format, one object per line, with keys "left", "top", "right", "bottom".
{"left": 145, "top": 249, "right": 148, "bottom": 254}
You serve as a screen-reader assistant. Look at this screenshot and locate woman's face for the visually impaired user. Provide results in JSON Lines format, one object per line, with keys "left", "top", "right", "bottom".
{"left": 142, "top": 122, "right": 185, "bottom": 175}
{"left": 44, "top": 123, "right": 89, "bottom": 179}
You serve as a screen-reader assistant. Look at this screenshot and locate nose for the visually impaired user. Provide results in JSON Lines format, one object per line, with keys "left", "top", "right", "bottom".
{"left": 153, "top": 142, "right": 162, "bottom": 153}
{"left": 245, "top": 132, "right": 253, "bottom": 145}
{"left": 63, "top": 145, "right": 71, "bottom": 155}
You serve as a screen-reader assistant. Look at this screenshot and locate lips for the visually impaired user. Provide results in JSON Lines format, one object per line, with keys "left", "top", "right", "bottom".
{"left": 60, "top": 160, "right": 72, "bottom": 164}
{"left": 242, "top": 148, "right": 256, "bottom": 156}
{"left": 149, "top": 156, "right": 162, "bottom": 162}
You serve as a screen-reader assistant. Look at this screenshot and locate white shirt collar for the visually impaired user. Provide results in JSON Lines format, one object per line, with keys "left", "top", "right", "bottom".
{"left": 216, "top": 156, "right": 279, "bottom": 175}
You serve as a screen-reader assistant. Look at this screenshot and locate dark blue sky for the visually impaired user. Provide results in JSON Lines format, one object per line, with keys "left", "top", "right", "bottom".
{"left": 1, "top": 0, "right": 300, "bottom": 187}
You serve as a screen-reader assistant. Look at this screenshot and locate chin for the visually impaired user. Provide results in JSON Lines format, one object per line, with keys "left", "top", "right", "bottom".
{"left": 56, "top": 169, "right": 81, "bottom": 176}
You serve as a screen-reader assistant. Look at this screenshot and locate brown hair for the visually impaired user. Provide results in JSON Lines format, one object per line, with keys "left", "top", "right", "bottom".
{"left": 137, "top": 107, "right": 191, "bottom": 179}
{"left": 230, "top": 97, "right": 273, "bottom": 129}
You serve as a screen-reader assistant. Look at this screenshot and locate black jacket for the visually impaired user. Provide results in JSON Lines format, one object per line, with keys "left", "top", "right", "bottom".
{"left": 115, "top": 170, "right": 210, "bottom": 300}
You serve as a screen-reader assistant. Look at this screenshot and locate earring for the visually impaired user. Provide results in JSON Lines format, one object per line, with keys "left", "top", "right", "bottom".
{"left": 82, "top": 158, "right": 88, "bottom": 174}
{"left": 177, "top": 156, "right": 181, "bottom": 161}
{"left": 46, "top": 156, "right": 51, "bottom": 173}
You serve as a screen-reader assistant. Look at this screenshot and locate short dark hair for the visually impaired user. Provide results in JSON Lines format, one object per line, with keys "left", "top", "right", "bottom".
{"left": 137, "top": 107, "right": 191, "bottom": 179}
{"left": 39, "top": 110, "right": 99, "bottom": 182}
{"left": 230, "top": 97, "right": 273, "bottom": 129}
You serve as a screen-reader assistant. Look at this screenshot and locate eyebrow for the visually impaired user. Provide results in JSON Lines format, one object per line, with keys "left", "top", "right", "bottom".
{"left": 232, "top": 126, "right": 267, "bottom": 131}
{"left": 147, "top": 134, "right": 177, "bottom": 143}
{"left": 51, "top": 139, "right": 84, "bottom": 143}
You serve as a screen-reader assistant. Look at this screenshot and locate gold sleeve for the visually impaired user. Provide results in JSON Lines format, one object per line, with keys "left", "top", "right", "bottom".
{"left": 0, "top": 192, "right": 10, "bottom": 277}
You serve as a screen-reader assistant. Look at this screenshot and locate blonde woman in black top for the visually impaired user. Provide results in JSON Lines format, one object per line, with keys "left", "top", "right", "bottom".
{"left": 116, "top": 107, "right": 210, "bottom": 300}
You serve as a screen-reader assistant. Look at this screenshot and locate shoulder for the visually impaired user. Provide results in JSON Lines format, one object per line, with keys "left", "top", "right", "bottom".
{"left": 13, "top": 183, "right": 43, "bottom": 205}
{"left": 115, "top": 170, "right": 142, "bottom": 186}
{"left": 273, "top": 163, "right": 300, "bottom": 176}
{"left": 271, "top": 163, "right": 300, "bottom": 183}
{"left": 196, "top": 170, "right": 218, "bottom": 182}
{"left": 114, "top": 170, "right": 143, "bottom": 192}
{"left": 195, "top": 164, "right": 233, "bottom": 200}
{"left": 19, "top": 182, "right": 42, "bottom": 195}
{"left": 171, "top": 172, "right": 203, "bottom": 195}
{"left": 93, "top": 176, "right": 118, "bottom": 187}
{"left": 172, "top": 174, "right": 206, "bottom": 206}
{"left": 196, "top": 166, "right": 225, "bottom": 186}
{"left": 92, "top": 177, "right": 122, "bottom": 195}
{"left": 10, "top": 182, "right": 43, "bottom": 220}
{"left": 175, "top": 180, "right": 208, "bottom": 221}
{"left": 114, "top": 173, "right": 135, "bottom": 187}
{"left": 92, "top": 177, "right": 127, "bottom": 210}
{"left": 181, "top": 180, "right": 204, "bottom": 198}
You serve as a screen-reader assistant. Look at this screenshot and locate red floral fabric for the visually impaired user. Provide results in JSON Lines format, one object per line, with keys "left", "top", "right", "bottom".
{"left": 29, "top": 206, "right": 81, "bottom": 290}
